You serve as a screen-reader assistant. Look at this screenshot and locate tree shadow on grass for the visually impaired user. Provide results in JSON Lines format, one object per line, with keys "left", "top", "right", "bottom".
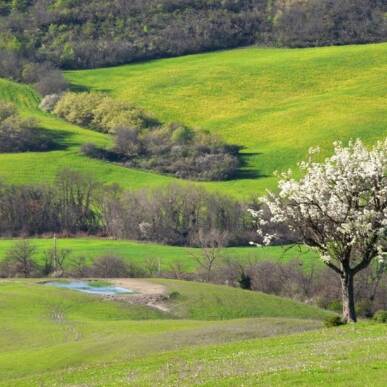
{"left": 68, "top": 83, "right": 91, "bottom": 93}
{"left": 30, "top": 126, "right": 73, "bottom": 152}
{"left": 68, "top": 83, "right": 112, "bottom": 94}
{"left": 232, "top": 152, "right": 268, "bottom": 180}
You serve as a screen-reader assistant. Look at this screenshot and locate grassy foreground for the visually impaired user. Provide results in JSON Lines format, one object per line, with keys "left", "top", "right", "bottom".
{"left": 0, "top": 279, "right": 328, "bottom": 386}
{"left": 0, "top": 43, "right": 386, "bottom": 198}
{"left": 0, "top": 238, "right": 320, "bottom": 272}
{"left": 0, "top": 279, "right": 384, "bottom": 386}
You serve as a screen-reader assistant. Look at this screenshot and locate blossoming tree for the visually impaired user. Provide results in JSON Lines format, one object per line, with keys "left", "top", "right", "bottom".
{"left": 251, "top": 139, "right": 387, "bottom": 323}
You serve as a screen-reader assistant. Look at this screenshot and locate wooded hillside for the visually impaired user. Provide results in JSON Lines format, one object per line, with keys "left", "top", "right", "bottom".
{"left": 0, "top": 0, "right": 385, "bottom": 71}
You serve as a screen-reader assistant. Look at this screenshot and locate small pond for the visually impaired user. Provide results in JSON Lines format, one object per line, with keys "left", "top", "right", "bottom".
{"left": 44, "top": 280, "right": 134, "bottom": 296}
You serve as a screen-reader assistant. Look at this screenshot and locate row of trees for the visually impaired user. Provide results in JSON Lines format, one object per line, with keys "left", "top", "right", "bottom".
{"left": 0, "top": 240, "right": 144, "bottom": 278}
{"left": 0, "top": 168, "right": 260, "bottom": 245}
{"left": 50, "top": 92, "right": 241, "bottom": 181}
{"left": 0, "top": 0, "right": 385, "bottom": 83}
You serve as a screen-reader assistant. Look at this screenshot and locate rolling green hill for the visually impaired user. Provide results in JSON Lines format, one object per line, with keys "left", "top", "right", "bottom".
{"left": 155, "top": 279, "right": 330, "bottom": 320}
{"left": 0, "top": 43, "right": 386, "bottom": 198}
{"left": 1, "top": 279, "right": 385, "bottom": 386}
{"left": 67, "top": 43, "right": 387, "bottom": 196}
{"left": 40, "top": 323, "right": 386, "bottom": 386}
{"left": 0, "top": 279, "right": 330, "bottom": 385}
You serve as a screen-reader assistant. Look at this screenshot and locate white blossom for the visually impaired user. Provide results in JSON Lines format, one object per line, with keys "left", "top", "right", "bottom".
{"left": 251, "top": 138, "right": 387, "bottom": 269}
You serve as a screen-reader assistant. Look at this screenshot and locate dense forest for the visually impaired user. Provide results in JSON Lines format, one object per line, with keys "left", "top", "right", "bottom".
{"left": 0, "top": 0, "right": 385, "bottom": 91}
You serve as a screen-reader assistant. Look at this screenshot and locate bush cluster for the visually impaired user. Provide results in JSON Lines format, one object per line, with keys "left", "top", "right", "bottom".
{"left": 54, "top": 92, "right": 241, "bottom": 181}
{"left": 373, "top": 310, "right": 387, "bottom": 323}
{"left": 324, "top": 316, "right": 345, "bottom": 328}
{"left": 53, "top": 92, "right": 158, "bottom": 133}
{"left": 0, "top": 101, "right": 57, "bottom": 152}
{"left": 114, "top": 126, "right": 241, "bottom": 181}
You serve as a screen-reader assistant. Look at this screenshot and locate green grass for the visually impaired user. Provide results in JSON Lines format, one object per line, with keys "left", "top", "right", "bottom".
{"left": 1, "top": 43, "right": 386, "bottom": 198}
{"left": 0, "top": 237, "right": 321, "bottom": 272}
{"left": 66, "top": 43, "right": 387, "bottom": 197}
{"left": 0, "top": 78, "right": 176, "bottom": 190}
{"left": 0, "top": 279, "right": 384, "bottom": 386}
{"left": 0, "top": 279, "right": 329, "bottom": 385}
{"left": 40, "top": 322, "right": 386, "bottom": 386}
{"left": 155, "top": 279, "right": 331, "bottom": 320}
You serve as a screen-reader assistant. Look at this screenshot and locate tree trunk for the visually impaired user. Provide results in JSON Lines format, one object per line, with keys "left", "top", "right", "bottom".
{"left": 341, "top": 272, "right": 357, "bottom": 323}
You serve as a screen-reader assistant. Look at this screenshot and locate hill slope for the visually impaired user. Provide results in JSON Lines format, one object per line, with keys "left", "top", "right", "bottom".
{"left": 0, "top": 279, "right": 329, "bottom": 385}
{"left": 0, "top": 280, "right": 384, "bottom": 386}
{"left": 0, "top": 43, "right": 386, "bottom": 197}
{"left": 67, "top": 43, "right": 387, "bottom": 196}
{"left": 42, "top": 323, "right": 386, "bottom": 386}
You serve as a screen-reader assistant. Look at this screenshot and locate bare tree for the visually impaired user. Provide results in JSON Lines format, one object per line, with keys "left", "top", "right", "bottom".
{"left": 90, "top": 255, "right": 129, "bottom": 278}
{"left": 168, "top": 261, "right": 187, "bottom": 280}
{"left": 194, "top": 229, "right": 229, "bottom": 282}
{"left": 144, "top": 257, "right": 160, "bottom": 277}
{"left": 5, "top": 240, "right": 37, "bottom": 277}
{"left": 69, "top": 256, "right": 89, "bottom": 278}
{"left": 43, "top": 245, "right": 71, "bottom": 277}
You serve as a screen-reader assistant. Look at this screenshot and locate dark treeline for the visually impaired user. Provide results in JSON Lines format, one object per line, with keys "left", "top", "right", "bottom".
{"left": 0, "top": 168, "right": 260, "bottom": 246}
{"left": 0, "top": 0, "right": 385, "bottom": 86}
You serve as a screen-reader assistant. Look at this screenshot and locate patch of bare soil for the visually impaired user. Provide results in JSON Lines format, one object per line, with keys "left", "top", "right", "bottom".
{"left": 108, "top": 279, "right": 170, "bottom": 312}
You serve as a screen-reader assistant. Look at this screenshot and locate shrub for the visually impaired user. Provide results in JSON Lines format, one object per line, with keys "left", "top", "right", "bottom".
{"left": 0, "top": 102, "right": 57, "bottom": 152}
{"left": 89, "top": 255, "right": 146, "bottom": 278}
{"left": 39, "top": 94, "right": 61, "bottom": 112}
{"left": 239, "top": 273, "right": 252, "bottom": 290}
{"left": 373, "top": 310, "right": 387, "bottom": 323}
{"left": 168, "top": 291, "right": 182, "bottom": 300}
{"left": 34, "top": 69, "right": 68, "bottom": 96}
{"left": 81, "top": 143, "right": 106, "bottom": 159}
{"left": 327, "top": 300, "right": 342, "bottom": 313}
{"left": 115, "top": 128, "right": 145, "bottom": 157}
{"left": 356, "top": 300, "right": 374, "bottom": 318}
{"left": 2, "top": 240, "right": 38, "bottom": 278}
{"left": 90, "top": 255, "right": 130, "bottom": 278}
{"left": 54, "top": 92, "right": 158, "bottom": 133}
{"left": 324, "top": 315, "right": 345, "bottom": 328}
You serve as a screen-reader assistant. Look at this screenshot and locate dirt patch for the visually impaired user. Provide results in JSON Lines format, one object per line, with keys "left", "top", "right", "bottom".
{"left": 108, "top": 279, "right": 170, "bottom": 312}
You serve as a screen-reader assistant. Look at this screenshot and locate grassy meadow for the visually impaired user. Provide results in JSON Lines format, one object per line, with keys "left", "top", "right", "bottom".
{"left": 1, "top": 279, "right": 385, "bottom": 386}
{"left": 0, "top": 238, "right": 320, "bottom": 272}
{"left": 0, "top": 43, "right": 385, "bottom": 198}
{"left": 0, "top": 279, "right": 330, "bottom": 386}
{"left": 67, "top": 43, "right": 387, "bottom": 196}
